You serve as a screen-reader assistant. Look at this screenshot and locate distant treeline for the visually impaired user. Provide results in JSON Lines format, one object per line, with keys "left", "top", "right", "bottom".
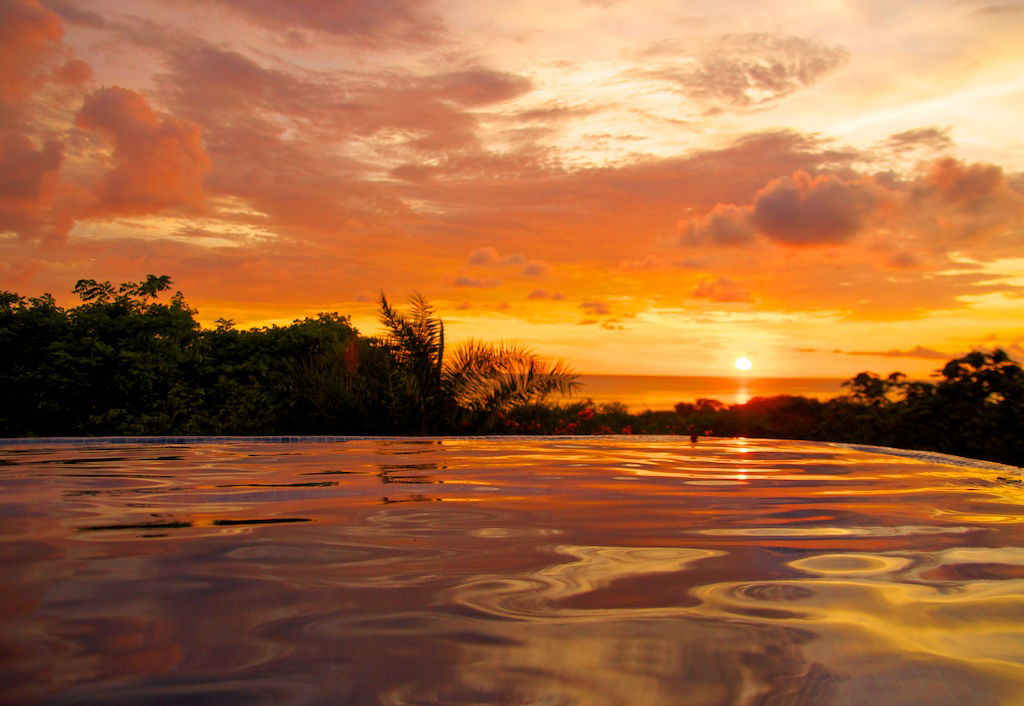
{"left": 498, "top": 355, "right": 1023, "bottom": 466}
{"left": 2, "top": 275, "right": 1022, "bottom": 466}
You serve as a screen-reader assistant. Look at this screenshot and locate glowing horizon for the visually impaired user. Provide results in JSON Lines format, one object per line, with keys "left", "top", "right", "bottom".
{"left": 2, "top": 0, "right": 1023, "bottom": 379}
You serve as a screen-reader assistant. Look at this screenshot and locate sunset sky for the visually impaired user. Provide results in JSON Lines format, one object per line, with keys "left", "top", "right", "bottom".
{"left": 3, "top": 0, "right": 1023, "bottom": 377}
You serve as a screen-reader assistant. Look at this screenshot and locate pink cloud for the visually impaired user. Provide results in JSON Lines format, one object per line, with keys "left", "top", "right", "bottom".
{"left": 646, "top": 33, "right": 848, "bottom": 110}
{"left": 425, "top": 70, "right": 532, "bottom": 107}
{"left": 0, "top": 132, "right": 63, "bottom": 239}
{"left": 203, "top": 0, "right": 443, "bottom": 45}
{"left": 39, "top": 0, "right": 105, "bottom": 28}
{"left": 76, "top": 87, "right": 211, "bottom": 216}
{"left": 52, "top": 58, "right": 92, "bottom": 85}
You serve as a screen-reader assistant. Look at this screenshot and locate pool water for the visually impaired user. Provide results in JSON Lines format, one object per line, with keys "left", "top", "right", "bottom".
{"left": 2, "top": 437, "right": 1023, "bottom": 705}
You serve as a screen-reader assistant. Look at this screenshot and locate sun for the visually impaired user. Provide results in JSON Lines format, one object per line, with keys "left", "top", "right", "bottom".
{"left": 733, "top": 356, "right": 753, "bottom": 372}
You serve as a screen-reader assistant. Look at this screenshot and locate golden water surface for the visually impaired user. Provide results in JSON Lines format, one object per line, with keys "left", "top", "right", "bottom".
{"left": 2, "top": 437, "right": 1023, "bottom": 705}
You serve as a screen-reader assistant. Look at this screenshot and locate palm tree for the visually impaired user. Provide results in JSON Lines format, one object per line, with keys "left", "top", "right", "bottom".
{"left": 378, "top": 292, "right": 447, "bottom": 432}
{"left": 444, "top": 340, "right": 579, "bottom": 429}
{"left": 378, "top": 293, "right": 580, "bottom": 433}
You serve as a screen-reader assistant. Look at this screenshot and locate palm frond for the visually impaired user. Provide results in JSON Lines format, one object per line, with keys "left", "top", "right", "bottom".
{"left": 444, "top": 340, "right": 579, "bottom": 412}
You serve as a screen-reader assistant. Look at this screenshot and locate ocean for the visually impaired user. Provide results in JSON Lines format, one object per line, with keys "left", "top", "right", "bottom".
{"left": 564, "top": 374, "right": 849, "bottom": 411}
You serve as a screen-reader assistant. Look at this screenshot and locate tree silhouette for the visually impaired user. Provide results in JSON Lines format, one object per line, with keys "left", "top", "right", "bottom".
{"left": 377, "top": 292, "right": 579, "bottom": 432}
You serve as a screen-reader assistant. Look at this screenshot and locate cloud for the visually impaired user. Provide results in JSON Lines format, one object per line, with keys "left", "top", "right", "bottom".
{"left": 0, "top": 132, "right": 63, "bottom": 238}
{"left": 751, "top": 171, "right": 883, "bottom": 245}
{"left": 424, "top": 70, "right": 532, "bottom": 107}
{"left": 40, "top": 0, "right": 105, "bottom": 28}
{"left": 468, "top": 246, "right": 498, "bottom": 265}
{"left": 882, "top": 127, "right": 952, "bottom": 154}
{"left": 650, "top": 33, "right": 848, "bottom": 109}
{"left": 679, "top": 158, "right": 1024, "bottom": 255}
{"left": 617, "top": 255, "right": 703, "bottom": 270}
{"left": 0, "top": 0, "right": 87, "bottom": 242}
{"left": 155, "top": 42, "right": 533, "bottom": 165}
{"left": 522, "top": 260, "right": 550, "bottom": 277}
{"left": 0, "top": 0, "right": 63, "bottom": 107}
{"left": 837, "top": 345, "right": 951, "bottom": 359}
{"left": 202, "top": 0, "right": 443, "bottom": 45}
{"left": 679, "top": 171, "right": 884, "bottom": 247}
{"left": 527, "top": 289, "right": 565, "bottom": 300}
{"left": 75, "top": 87, "right": 211, "bottom": 216}
{"left": 914, "top": 158, "right": 1024, "bottom": 242}
{"left": 679, "top": 204, "right": 756, "bottom": 247}
{"left": 580, "top": 300, "right": 610, "bottom": 315}
{"left": 52, "top": 58, "right": 92, "bottom": 85}
{"left": 887, "top": 252, "right": 917, "bottom": 268}
{"left": 691, "top": 276, "right": 751, "bottom": 302}
{"left": 454, "top": 274, "right": 501, "bottom": 288}
{"left": 466, "top": 247, "right": 548, "bottom": 277}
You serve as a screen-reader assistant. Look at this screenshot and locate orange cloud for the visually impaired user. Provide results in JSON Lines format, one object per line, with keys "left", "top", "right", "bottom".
{"left": 76, "top": 87, "right": 211, "bottom": 216}
{"left": 454, "top": 275, "right": 501, "bottom": 288}
{"left": 581, "top": 301, "right": 610, "bottom": 315}
{"left": 0, "top": 0, "right": 62, "bottom": 108}
{"left": 0, "top": 0, "right": 87, "bottom": 243}
{"left": 837, "top": 345, "right": 950, "bottom": 359}
{"left": 691, "top": 276, "right": 751, "bottom": 302}
{"left": 527, "top": 289, "right": 565, "bottom": 300}
{"left": 522, "top": 260, "right": 550, "bottom": 277}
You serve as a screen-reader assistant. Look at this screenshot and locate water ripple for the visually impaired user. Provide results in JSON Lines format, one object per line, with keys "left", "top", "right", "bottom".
{"left": 3, "top": 438, "right": 1024, "bottom": 705}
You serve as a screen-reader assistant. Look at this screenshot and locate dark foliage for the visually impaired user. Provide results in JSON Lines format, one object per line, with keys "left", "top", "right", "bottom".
{"left": 1, "top": 278, "right": 577, "bottom": 437}
{"left": 3, "top": 277, "right": 1021, "bottom": 465}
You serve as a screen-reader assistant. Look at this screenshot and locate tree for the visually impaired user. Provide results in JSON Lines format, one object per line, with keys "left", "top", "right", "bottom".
{"left": 445, "top": 340, "right": 580, "bottom": 430}
{"left": 377, "top": 293, "right": 580, "bottom": 433}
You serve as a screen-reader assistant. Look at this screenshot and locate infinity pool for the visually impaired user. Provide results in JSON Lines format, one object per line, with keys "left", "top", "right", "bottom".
{"left": 2, "top": 437, "right": 1023, "bottom": 705}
